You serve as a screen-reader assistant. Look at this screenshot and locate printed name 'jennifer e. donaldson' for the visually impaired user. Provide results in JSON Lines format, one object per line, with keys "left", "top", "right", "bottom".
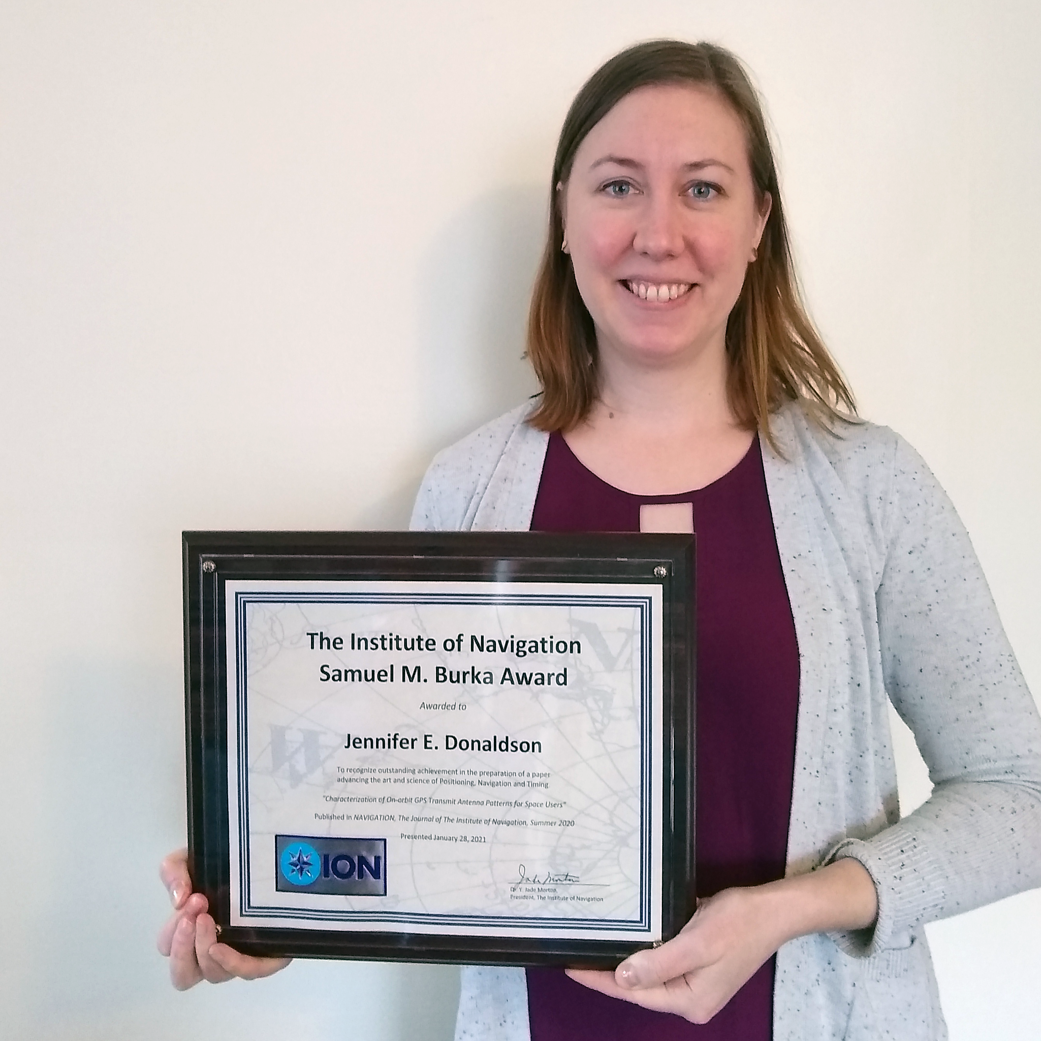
{"left": 343, "top": 733, "right": 543, "bottom": 754}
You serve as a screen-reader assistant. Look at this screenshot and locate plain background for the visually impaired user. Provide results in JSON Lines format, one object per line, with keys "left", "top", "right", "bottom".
{"left": 2, "top": 2, "right": 1039, "bottom": 1038}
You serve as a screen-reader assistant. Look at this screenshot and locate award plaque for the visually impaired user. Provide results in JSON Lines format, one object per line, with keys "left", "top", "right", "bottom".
{"left": 183, "top": 531, "right": 695, "bottom": 966}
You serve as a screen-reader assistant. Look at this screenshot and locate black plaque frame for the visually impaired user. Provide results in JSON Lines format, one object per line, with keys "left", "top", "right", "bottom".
{"left": 183, "top": 530, "right": 695, "bottom": 967}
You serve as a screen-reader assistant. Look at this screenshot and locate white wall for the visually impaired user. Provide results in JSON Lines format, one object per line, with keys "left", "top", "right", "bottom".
{"left": 1, "top": 2, "right": 1038, "bottom": 1038}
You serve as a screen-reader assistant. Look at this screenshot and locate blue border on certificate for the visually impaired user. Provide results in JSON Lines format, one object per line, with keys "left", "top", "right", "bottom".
{"left": 231, "top": 589, "right": 656, "bottom": 935}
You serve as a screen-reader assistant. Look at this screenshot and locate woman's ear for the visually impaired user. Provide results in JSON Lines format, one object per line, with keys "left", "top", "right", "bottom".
{"left": 557, "top": 180, "right": 569, "bottom": 253}
{"left": 755, "top": 191, "right": 772, "bottom": 247}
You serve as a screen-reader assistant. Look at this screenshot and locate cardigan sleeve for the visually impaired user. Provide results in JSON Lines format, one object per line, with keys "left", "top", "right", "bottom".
{"left": 826, "top": 434, "right": 1041, "bottom": 954}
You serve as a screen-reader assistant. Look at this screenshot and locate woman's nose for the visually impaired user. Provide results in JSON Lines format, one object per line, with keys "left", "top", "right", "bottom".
{"left": 632, "top": 195, "right": 685, "bottom": 258}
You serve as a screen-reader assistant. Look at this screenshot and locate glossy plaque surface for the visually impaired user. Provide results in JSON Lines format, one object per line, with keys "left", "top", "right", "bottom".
{"left": 183, "top": 531, "right": 694, "bottom": 965}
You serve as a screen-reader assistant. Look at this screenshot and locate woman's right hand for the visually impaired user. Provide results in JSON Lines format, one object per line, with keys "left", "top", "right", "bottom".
{"left": 157, "top": 848, "right": 292, "bottom": 990}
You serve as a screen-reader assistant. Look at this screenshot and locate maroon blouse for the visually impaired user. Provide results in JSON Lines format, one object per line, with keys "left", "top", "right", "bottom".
{"left": 526, "top": 431, "right": 800, "bottom": 1041}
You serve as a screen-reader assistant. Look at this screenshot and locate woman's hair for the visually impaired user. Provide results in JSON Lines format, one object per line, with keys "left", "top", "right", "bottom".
{"left": 525, "top": 39, "right": 856, "bottom": 443}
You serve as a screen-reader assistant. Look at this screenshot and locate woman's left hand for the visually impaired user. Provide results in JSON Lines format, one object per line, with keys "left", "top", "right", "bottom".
{"left": 567, "top": 886, "right": 783, "bottom": 1024}
{"left": 567, "top": 859, "right": 878, "bottom": 1025}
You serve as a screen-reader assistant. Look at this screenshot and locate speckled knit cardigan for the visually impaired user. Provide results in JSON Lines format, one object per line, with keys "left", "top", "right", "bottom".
{"left": 409, "top": 400, "right": 1041, "bottom": 1041}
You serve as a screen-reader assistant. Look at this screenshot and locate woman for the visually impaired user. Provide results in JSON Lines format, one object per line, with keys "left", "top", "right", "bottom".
{"left": 159, "top": 40, "right": 1041, "bottom": 1040}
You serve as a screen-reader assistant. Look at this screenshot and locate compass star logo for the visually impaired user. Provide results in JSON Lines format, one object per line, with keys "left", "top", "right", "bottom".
{"left": 279, "top": 841, "right": 320, "bottom": 886}
{"left": 286, "top": 848, "right": 314, "bottom": 880}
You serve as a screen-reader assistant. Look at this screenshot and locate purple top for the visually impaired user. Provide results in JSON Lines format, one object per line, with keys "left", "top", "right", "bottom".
{"left": 526, "top": 431, "right": 800, "bottom": 1041}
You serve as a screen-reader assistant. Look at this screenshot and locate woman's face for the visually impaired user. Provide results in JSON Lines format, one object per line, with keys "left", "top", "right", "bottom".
{"left": 561, "top": 83, "right": 770, "bottom": 371}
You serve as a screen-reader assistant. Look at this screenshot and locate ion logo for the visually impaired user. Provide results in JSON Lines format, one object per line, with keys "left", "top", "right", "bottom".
{"left": 275, "top": 835, "right": 387, "bottom": 896}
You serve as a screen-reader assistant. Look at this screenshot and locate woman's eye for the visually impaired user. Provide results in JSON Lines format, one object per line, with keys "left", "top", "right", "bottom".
{"left": 689, "top": 181, "right": 718, "bottom": 200}
{"left": 603, "top": 180, "right": 634, "bottom": 198}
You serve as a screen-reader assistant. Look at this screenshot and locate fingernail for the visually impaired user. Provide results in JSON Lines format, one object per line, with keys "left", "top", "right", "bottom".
{"left": 177, "top": 917, "right": 192, "bottom": 934}
{"left": 171, "top": 883, "right": 185, "bottom": 907}
{"left": 617, "top": 961, "right": 641, "bottom": 988}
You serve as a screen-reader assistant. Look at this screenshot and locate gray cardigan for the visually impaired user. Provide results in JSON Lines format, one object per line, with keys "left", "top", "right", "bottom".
{"left": 410, "top": 400, "right": 1041, "bottom": 1041}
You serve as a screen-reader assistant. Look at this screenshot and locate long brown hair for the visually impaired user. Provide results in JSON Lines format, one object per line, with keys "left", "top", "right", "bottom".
{"left": 525, "top": 40, "right": 856, "bottom": 444}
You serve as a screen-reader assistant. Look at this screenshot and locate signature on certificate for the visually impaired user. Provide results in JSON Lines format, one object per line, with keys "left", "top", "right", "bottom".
{"left": 516, "top": 864, "right": 581, "bottom": 885}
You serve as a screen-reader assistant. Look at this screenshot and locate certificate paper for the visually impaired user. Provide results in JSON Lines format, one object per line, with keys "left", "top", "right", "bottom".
{"left": 227, "top": 580, "right": 662, "bottom": 942}
{"left": 184, "top": 531, "right": 694, "bottom": 965}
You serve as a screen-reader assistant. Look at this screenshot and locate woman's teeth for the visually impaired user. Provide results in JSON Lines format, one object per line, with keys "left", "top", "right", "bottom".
{"left": 625, "top": 281, "right": 693, "bottom": 302}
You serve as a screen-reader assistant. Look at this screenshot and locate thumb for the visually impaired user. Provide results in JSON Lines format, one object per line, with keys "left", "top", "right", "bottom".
{"left": 616, "top": 929, "right": 710, "bottom": 990}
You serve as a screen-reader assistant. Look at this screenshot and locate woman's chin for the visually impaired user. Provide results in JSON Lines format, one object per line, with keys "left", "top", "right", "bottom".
{"left": 603, "top": 336, "right": 723, "bottom": 372}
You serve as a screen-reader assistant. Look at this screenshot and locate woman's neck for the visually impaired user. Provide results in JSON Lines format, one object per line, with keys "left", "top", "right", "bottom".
{"left": 597, "top": 342, "right": 733, "bottom": 430}
{"left": 562, "top": 342, "right": 754, "bottom": 496}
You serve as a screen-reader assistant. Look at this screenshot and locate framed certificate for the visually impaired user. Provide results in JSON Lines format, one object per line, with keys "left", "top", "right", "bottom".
{"left": 183, "top": 531, "right": 695, "bottom": 966}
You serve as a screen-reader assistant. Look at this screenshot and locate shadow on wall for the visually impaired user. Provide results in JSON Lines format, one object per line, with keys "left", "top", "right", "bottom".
{"left": 417, "top": 184, "right": 545, "bottom": 454}
{"left": 353, "top": 478, "right": 433, "bottom": 530}
{"left": 352, "top": 184, "right": 547, "bottom": 530}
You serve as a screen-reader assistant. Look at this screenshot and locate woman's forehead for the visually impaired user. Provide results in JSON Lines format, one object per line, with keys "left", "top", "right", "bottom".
{"left": 573, "top": 83, "right": 749, "bottom": 170}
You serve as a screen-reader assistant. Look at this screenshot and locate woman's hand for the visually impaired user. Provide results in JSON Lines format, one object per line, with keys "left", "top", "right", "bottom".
{"left": 157, "top": 848, "right": 292, "bottom": 990}
{"left": 567, "top": 886, "right": 784, "bottom": 1023}
{"left": 567, "top": 859, "right": 877, "bottom": 1024}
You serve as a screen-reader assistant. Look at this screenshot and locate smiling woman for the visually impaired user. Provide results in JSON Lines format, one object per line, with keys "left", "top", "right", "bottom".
{"left": 526, "top": 43, "right": 853, "bottom": 475}
{"left": 551, "top": 82, "right": 776, "bottom": 494}
{"left": 407, "top": 39, "right": 1041, "bottom": 1041}
{"left": 562, "top": 84, "right": 767, "bottom": 373}
{"left": 156, "top": 37, "right": 1041, "bottom": 1041}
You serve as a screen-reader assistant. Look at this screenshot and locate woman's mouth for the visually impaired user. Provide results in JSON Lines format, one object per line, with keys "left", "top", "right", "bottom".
{"left": 623, "top": 280, "right": 694, "bottom": 302}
